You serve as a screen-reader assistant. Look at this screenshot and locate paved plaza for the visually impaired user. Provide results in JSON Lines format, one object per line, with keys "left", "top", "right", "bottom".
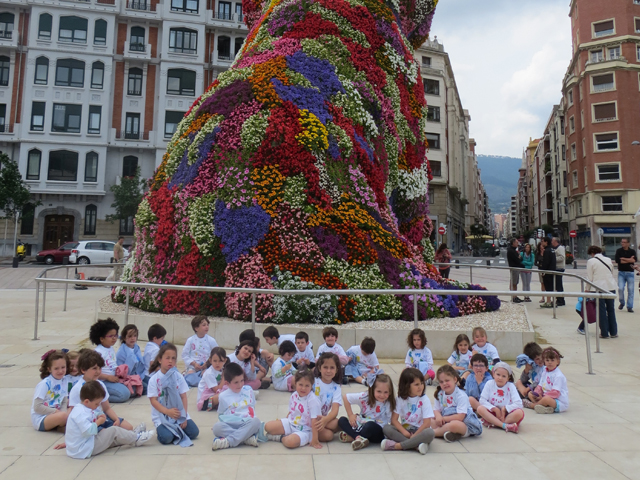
{"left": 0, "top": 266, "right": 638, "bottom": 479}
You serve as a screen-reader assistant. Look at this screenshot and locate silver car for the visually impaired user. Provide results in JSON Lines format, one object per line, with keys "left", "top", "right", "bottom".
{"left": 69, "top": 241, "right": 128, "bottom": 265}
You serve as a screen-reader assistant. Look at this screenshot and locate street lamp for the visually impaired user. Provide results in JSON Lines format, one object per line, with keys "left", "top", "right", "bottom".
{"left": 632, "top": 141, "right": 640, "bottom": 146}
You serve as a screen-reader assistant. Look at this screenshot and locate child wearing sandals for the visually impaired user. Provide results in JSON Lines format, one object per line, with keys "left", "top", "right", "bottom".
{"left": 197, "top": 347, "right": 228, "bottom": 411}
{"left": 527, "top": 347, "right": 569, "bottom": 414}
{"left": 31, "top": 350, "right": 70, "bottom": 432}
{"left": 381, "top": 368, "right": 435, "bottom": 455}
{"left": 405, "top": 329, "right": 435, "bottom": 384}
{"left": 432, "top": 365, "right": 483, "bottom": 442}
{"left": 338, "top": 374, "right": 395, "bottom": 450}
{"left": 262, "top": 369, "right": 322, "bottom": 449}
{"left": 313, "top": 353, "right": 343, "bottom": 442}
{"left": 476, "top": 362, "right": 523, "bottom": 433}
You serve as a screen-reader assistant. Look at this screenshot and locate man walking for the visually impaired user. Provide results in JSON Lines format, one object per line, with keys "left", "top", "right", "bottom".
{"left": 507, "top": 238, "right": 525, "bottom": 303}
{"left": 615, "top": 238, "right": 636, "bottom": 313}
{"left": 552, "top": 237, "right": 565, "bottom": 306}
{"left": 540, "top": 237, "right": 556, "bottom": 308}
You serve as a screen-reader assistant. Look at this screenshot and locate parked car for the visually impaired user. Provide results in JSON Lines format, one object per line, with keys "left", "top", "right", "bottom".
{"left": 36, "top": 242, "right": 80, "bottom": 265}
{"left": 69, "top": 241, "right": 128, "bottom": 265}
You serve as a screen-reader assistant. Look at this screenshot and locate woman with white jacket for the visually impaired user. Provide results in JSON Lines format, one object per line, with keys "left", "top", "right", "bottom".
{"left": 585, "top": 245, "right": 618, "bottom": 338}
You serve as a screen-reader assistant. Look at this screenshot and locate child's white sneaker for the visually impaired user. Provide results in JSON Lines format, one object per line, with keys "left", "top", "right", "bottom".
{"left": 133, "top": 422, "right": 147, "bottom": 434}
{"left": 534, "top": 405, "right": 555, "bottom": 414}
{"left": 212, "top": 437, "right": 230, "bottom": 450}
{"left": 418, "top": 443, "right": 429, "bottom": 455}
{"left": 243, "top": 435, "right": 259, "bottom": 447}
{"left": 253, "top": 390, "right": 260, "bottom": 398}
{"left": 135, "top": 430, "right": 155, "bottom": 446}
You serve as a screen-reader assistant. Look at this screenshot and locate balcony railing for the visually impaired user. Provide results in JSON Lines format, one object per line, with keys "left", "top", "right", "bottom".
{"left": 0, "top": 31, "right": 12, "bottom": 39}
{"left": 0, "top": 124, "right": 13, "bottom": 134}
{"left": 116, "top": 130, "right": 150, "bottom": 141}
{"left": 126, "top": 0, "right": 156, "bottom": 10}
{"left": 129, "top": 42, "right": 146, "bottom": 52}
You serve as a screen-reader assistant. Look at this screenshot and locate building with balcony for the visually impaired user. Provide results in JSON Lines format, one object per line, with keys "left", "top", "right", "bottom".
{"left": 0, "top": 0, "right": 247, "bottom": 252}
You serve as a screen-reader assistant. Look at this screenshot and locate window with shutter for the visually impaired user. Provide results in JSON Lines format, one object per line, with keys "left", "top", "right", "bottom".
{"left": 592, "top": 73, "right": 614, "bottom": 92}
{"left": 593, "top": 103, "right": 616, "bottom": 122}
{"left": 593, "top": 20, "right": 614, "bottom": 37}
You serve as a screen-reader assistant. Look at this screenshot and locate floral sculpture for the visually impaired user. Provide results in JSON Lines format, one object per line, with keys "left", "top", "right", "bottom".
{"left": 116, "top": 0, "right": 501, "bottom": 323}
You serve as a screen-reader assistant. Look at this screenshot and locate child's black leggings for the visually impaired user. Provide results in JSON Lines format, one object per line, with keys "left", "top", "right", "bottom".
{"left": 338, "top": 417, "right": 384, "bottom": 443}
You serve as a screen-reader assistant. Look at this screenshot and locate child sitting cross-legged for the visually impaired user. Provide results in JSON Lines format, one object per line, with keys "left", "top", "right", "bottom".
{"left": 338, "top": 374, "right": 395, "bottom": 450}
{"left": 56, "top": 381, "right": 154, "bottom": 459}
{"left": 197, "top": 347, "right": 228, "bottom": 411}
{"left": 465, "top": 354, "right": 492, "bottom": 411}
{"left": 381, "top": 368, "right": 435, "bottom": 455}
{"left": 527, "top": 347, "right": 569, "bottom": 414}
{"left": 515, "top": 342, "right": 545, "bottom": 405}
{"left": 148, "top": 343, "right": 200, "bottom": 446}
{"left": 211, "top": 362, "right": 262, "bottom": 450}
{"left": 471, "top": 327, "right": 501, "bottom": 366}
{"left": 293, "top": 331, "right": 315, "bottom": 370}
{"left": 345, "top": 337, "right": 383, "bottom": 386}
{"left": 261, "top": 369, "right": 323, "bottom": 449}
{"left": 69, "top": 350, "right": 139, "bottom": 433}
{"left": 65, "top": 351, "right": 82, "bottom": 394}
{"left": 405, "top": 328, "right": 435, "bottom": 384}
{"left": 228, "top": 340, "right": 261, "bottom": 390}
{"left": 447, "top": 334, "right": 473, "bottom": 382}
{"left": 182, "top": 316, "right": 219, "bottom": 387}
{"left": 313, "top": 353, "right": 343, "bottom": 442}
{"left": 272, "top": 340, "right": 297, "bottom": 392}
{"left": 89, "top": 318, "right": 131, "bottom": 403}
{"left": 116, "top": 325, "right": 147, "bottom": 394}
{"left": 476, "top": 362, "right": 524, "bottom": 433}
{"left": 143, "top": 323, "right": 166, "bottom": 385}
{"left": 315, "top": 327, "right": 349, "bottom": 366}
{"left": 31, "top": 350, "right": 70, "bottom": 432}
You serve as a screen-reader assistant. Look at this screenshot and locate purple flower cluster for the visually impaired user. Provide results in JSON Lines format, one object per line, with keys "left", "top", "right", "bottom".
{"left": 376, "top": 20, "right": 405, "bottom": 57}
{"left": 354, "top": 133, "right": 374, "bottom": 162}
{"left": 214, "top": 200, "right": 271, "bottom": 263}
{"left": 312, "top": 226, "right": 348, "bottom": 261}
{"left": 327, "top": 135, "right": 341, "bottom": 159}
{"left": 286, "top": 51, "right": 345, "bottom": 99}
{"left": 272, "top": 79, "right": 332, "bottom": 124}
{"left": 267, "top": 0, "right": 306, "bottom": 36}
{"left": 198, "top": 81, "right": 255, "bottom": 117}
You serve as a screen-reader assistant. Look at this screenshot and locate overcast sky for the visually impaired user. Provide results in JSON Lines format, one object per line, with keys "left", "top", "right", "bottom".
{"left": 429, "top": 0, "right": 572, "bottom": 158}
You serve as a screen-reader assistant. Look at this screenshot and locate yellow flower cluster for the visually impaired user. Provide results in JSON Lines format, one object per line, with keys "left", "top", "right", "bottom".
{"left": 252, "top": 165, "right": 285, "bottom": 216}
{"left": 295, "top": 109, "right": 329, "bottom": 152}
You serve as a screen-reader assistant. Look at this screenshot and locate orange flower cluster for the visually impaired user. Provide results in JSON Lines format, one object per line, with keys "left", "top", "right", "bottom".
{"left": 397, "top": 151, "right": 408, "bottom": 171}
{"left": 182, "top": 113, "right": 213, "bottom": 138}
{"left": 252, "top": 165, "right": 285, "bottom": 216}
{"left": 329, "top": 221, "right": 377, "bottom": 266}
{"left": 152, "top": 157, "right": 168, "bottom": 191}
{"left": 250, "top": 57, "right": 290, "bottom": 108}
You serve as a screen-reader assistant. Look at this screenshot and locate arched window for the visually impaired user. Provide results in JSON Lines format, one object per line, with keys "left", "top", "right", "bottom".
{"left": 234, "top": 37, "right": 244, "bottom": 57}
{"left": 55, "top": 58, "right": 85, "bottom": 87}
{"left": 85, "top": 152, "right": 98, "bottom": 182}
{"left": 130, "top": 26, "right": 145, "bottom": 51}
{"left": 122, "top": 155, "right": 138, "bottom": 178}
{"left": 0, "top": 13, "right": 14, "bottom": 39}
{"left": 91, "top": 61, "right": 104, "bottom": 89}
{"left": 217, "top": 35, "right": 230, "bottom": 60}
{"left": 127, "top": 67, "right": 143, "bottom": 96}
{"left": 0, "top": 55, "right": 9, "bottom": 86}
{"left": 59, "top": 16, "right": 88, "bottom": 43}
{"left": 38, "top": 13, "right": 52, "bottom": 40}
{"left": 84, "top": 205, "right": 97, "bottom": 235}
{"left": 27, "top": 149, "right": 42, "bottom": 180}
{"left": 34, "top": 56, "right": 49, "bottom": 85}
{"left": 169, "top": 28, "right": 197, "bottom": 54}
{"left": 167, "top": 68, "right": 195, "bottom": 96}
{"left": 94, "top": 19, "right": 107, "bottom": 45}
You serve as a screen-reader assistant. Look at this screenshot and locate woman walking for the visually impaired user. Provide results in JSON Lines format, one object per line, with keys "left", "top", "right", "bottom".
{"left": 435, "top": 243, "right": 452, "bottom": 279}
{"left": 586, "top": 245, "right": 618, "bottom": 338}
{"left": 520, "top": 244, "right": 534, "bottom": 302}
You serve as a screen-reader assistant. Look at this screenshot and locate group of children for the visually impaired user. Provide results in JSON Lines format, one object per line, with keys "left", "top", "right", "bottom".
{"left": 31, "top": 316, "right": 569, "bottom": 459}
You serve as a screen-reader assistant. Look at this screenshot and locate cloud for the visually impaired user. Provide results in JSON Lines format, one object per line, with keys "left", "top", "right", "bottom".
{"left": 429, "top": 1, "right": 571, "bottom": 157}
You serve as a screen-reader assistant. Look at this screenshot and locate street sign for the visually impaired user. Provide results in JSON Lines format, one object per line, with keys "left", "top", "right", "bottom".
{"left": 438, "top": 226, "right": 446, "bottom": 235}
{"left": 569, "top": 230, "right": 577, "bottom": 238}
{"left": 597, "top": 228, "right": 604, "bottom": 238}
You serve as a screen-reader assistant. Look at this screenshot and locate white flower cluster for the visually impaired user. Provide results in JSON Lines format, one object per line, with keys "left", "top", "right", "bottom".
{"left": 283, "top": 174, "right": 307, "bottom": 209}
{"left": 272, "top": 268, "right": 338, "bottom": 324}
{"left": 315, "top": 157, "right": 342, "bottom": 204}
{"left": 241, "top": 111, "right": 270, "bottom": 152}
{"left": 326, "top": 122, "right": 353, "bottom": 157}
{"left": 165, "top": 137, "right": 189, "bottom": 178}
{"left": 335, "top": 77, "right": 379, "bottom": 137}
{"left": 383, "top": 43, "right": 418, "bottom": 84}
{"left": 421, "top": 236, "right": 435, "bottom": 264}
{"left": 397, "top": 162, "right": 429, "bottom": 200}
{"left": 134, "top": 198, "right": 157, "bottom": 229}
{"left": 188, "top": 194, "right": 217, "bottom": 257}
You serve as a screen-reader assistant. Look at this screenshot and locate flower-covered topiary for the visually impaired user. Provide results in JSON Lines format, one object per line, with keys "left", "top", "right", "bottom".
{"left": 115, "top": 0, "right": 501, "bottom": 323}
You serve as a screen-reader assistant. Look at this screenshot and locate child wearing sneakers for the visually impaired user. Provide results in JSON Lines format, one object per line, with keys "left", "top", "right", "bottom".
{"left": 405, "top": 329, "right": 435, "bottom": 383}
{"left": 272, "top": 341, "right": 297, "bottom": 392}
{"left": 211, "top": 363, "right": 261, "bottom": 450}
{"left": 182, "top": 316, "right": 219, "bottom": 387}
{"left": 346, "top": 337, "right": 383, "bottom": 385}
{"left": 55, "top": 381, "right": 154, "bottom": 459}
{"left": 477, "top": 362, "right": 523, "bottom": 433}
{"left": 315, "top": 327, "right": 349, "bottom": 365}
{"left": 527, "top": 347, "right": 569, "bottom": 414}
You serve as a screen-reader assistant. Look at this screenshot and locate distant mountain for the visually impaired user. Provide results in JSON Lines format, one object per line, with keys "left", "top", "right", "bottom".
{"left": 476, "top": 155, "right": 522, "bottom": 214}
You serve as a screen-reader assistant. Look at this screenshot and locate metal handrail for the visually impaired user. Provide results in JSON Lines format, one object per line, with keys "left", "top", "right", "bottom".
{"left": 33, "top": 263, "right": 615, "bottom": 375}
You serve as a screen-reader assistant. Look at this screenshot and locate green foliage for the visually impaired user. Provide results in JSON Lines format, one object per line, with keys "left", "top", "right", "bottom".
{"left": 106, "top": 167, "right": 145, "bottom": 223}
{"left": 0, "top": 153, "right": 38, "bottom": 219}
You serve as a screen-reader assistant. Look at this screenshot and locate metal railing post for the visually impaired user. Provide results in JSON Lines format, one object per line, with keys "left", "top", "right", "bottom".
{"left": 63, "top": 267, "right": 69, "bottom": 312}
{"left": 41, "top": 272, "right": 47, "bottom": 323}
{"left": 595, "top": 297, "right": 601, "bottom": 353}
{"left": 34, "top": 281, "right": 40, "bottom": 340}
{"left": 584, "top": 296, "right": 594, "bottom": 374}
{"left": 469, "top": 266, "right": 473, "bottom": 283}
{"left": 124, "top": 286, "right": 130, "bottom": 326}
{"left": 413, "top": 293, "right": 418, "bottom": 328}
{"left": 552, "top": 273, "right": 557, "bottom": 319}
{"left": 251, "top": 292, "right": 256, "bottom": 331}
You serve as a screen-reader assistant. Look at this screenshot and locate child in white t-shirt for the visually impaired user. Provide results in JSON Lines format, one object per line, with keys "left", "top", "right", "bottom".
{"left": 262, "top": 326, "right": 313, "bottom": 354}
{"left": 345, "top": 337, "right": 383, "bottom": 385}
{"left": 197, "top": 347, "right": 227, "bottom": 411}
{"left": 263, "top": 370, "right": 322, "bottom": 449}
{"left": 471, "top": 327, "right": 500, "bottom": 367}
{"left": 293, "top": 331, "right": 315, "bottom": 369}
{"left": 315, "top": 326, "right": 349, "bottom": 365}
{"left": 515, "top": 342, "right": 545, "bottom": 404}
{"left": 90, "top": 318, "right": 131, "bottom": 403}
{"left": 447, "top": 334, "right": 473, "bottom": 380}
{"left": 143, "top": 323, "right": 166, "bottom": 382}
{"left": 477, "top": 362, "right": 523, "bottom": 433}
{"left": 31, "top": 350, "right": 70, "bottom": 432}
{"left": 182, "top": 316, "right": 219, "bottom": 387}
{"left": 228, "top": 340, "right": 261, "bottom": 390}
{"left": 211, "top": 363, "right": 261, "bottom": 450}
{"left": 65, "top": 351, "right": 82, "bottom": 394}
{"left": 405, "top": 329, "right": 435, "bottom": 383}
{"left": 338, "top": 374, "right": 395, "bottom": 450}
{"left": 272, "top": 341, "right": 297, "bottom": 392}
{"left": 381, "top": 368, "right": 435, "bottom": 454}
{"left": 432, "top": 365, "right": 483, "bottom": 442}
{"left": 527, "top": 347, "right": 569, "bottom": 414}
{"left": 313, "top": 353, "right": 343, "bottom": 442}
{"left": 55, "top": 381, "right": 154, "bottom": 459}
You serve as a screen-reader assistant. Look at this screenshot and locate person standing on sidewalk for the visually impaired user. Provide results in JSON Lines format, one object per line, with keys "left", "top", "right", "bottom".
{"left": 507, "top": 238, "right": 525, "bottom": 303}
{"left": 586, "top": 246, "right": 618, "bottom": 338}
{"left": 540, "top": 237, "right": 556, "bottom": 308}
{"left": 434, "top": 243, "right": 452, "bottom": 279}
{"left": 614, "top": 238, "right": 636, "bottom": 313}
{"left": 520, "top": 243, "right": 535, "bottom": 302}
{"left": 552, "top": 238, "right": 565, "bottom": 306}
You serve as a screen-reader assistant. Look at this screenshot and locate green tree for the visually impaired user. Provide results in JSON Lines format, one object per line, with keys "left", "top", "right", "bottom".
{"left": 106, "top": 168, "right": 146, "bottom": 226}
{"left": 0, "top": 153, "right": 32, "bottom": 219}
